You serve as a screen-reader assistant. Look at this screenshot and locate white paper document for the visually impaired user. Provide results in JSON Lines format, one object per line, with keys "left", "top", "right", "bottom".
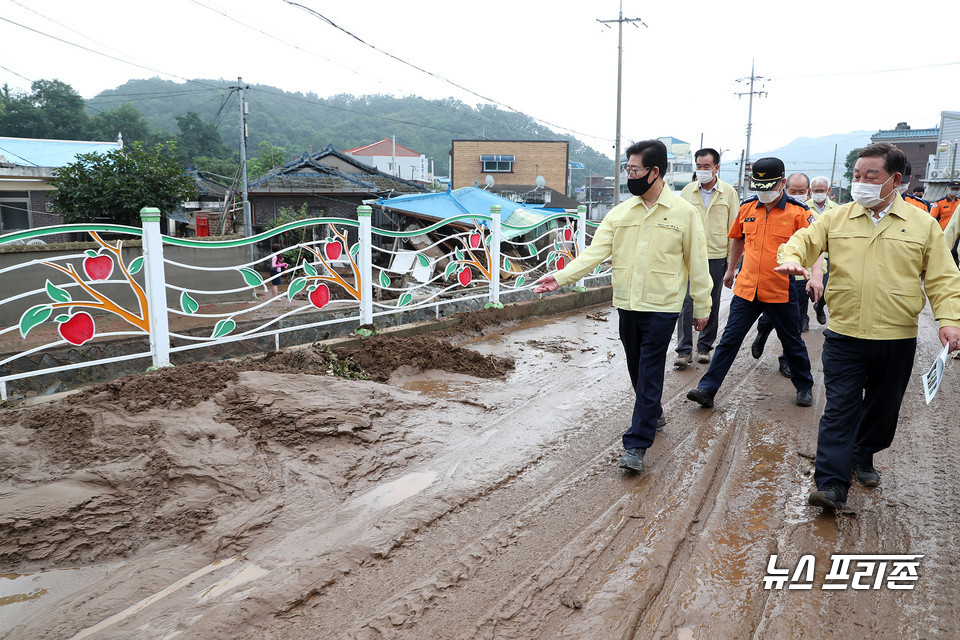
{"left": 922, "top": 343, "right": 951, "bottom": 405}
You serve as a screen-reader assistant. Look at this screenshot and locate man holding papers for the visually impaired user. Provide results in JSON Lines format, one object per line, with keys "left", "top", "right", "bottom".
{"left": 776, "top": 143, "right": 960, "bottom": 512}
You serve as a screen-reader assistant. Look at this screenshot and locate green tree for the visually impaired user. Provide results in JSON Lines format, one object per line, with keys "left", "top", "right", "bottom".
{"left": 195, "top": 155, "right": 239, "bottom": 183}
{"left": 175, "top": 111, "right": 228, "bottom": 165}
{"left": 247, "top": 141, "right": 287, "bottom": 177}
{"left": 0, "top": 79, "right": 90, "bottom": 139}
{"left": 88, "top": 102, "right": 167, "bottom": 146}
{"left": 49, "top": 141, "right": 197, "bottom": 225}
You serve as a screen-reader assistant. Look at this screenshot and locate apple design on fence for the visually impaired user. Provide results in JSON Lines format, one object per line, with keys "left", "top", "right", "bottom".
{"left": 309, "top": 284, "right": 330, "bottom": 309}
{"left": 556, "top": 255, "right": 566, "bottom": 270}
{"left": 469, "top": 232, "right": 482, "bottom": 249}
{"left": 458, "top": 267, "right": 472, "bottom": 287}
{"left": 325, "top": 241, "right": 342, "bottom": 261}
{"left": 58, "top": 312, "right": 95, "bottom": 345}
{"left": 563, "top": 228, "right": 572, "bottom": 242}
{"left": 83, "top": 253, "right": 114, "bottom": 281}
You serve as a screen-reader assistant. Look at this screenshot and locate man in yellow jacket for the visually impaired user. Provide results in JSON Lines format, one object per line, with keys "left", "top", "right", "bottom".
{"left": 674, "top": 148, "right": 740, "bottom": 368}
{"left": 776, "top": 143, "right": 960, "bottom": 511}
{"left": 534, "top": 139, "right": 712, "bottom": 473}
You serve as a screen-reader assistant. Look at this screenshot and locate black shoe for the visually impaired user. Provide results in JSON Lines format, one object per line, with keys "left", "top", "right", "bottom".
{"left": 801, "top": 317, "right": 810, "bottom": 333}
{"left": 751, "top": 331, "right": 768, "bottom": 359}
{"left": 853, "top": 464, "right": 880, "bottom": 487}
{"left": 779, "top": 360, "right": 792, "bottom": 378}
{"left": 815, "top": 305, "right": 826, "bottom": 325}
{"left": 796, "top": 389, "right": 813, "bottom": 407}
{"left": 656, "top": 411, "right": 666, "bottom": 430}
{"left": 808, "top": 483, "right": 847, "bottom": 511}
{"left": 619, "top": 448, "right": 645, "bottom": 472}
{"left": 686, "top": 387, "right": 715, "bottom": 408}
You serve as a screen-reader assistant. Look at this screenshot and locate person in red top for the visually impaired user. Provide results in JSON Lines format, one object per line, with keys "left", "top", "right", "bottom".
{"left": 687, "top": 157, "right": 815, "bottom": 408}
{"left": 932, "top": 180, "right": 960, "bottom": 230}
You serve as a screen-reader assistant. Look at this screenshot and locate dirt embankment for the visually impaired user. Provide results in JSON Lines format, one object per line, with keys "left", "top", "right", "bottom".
{"left": 0, "top": 309, "right": 516, "bottom": 572}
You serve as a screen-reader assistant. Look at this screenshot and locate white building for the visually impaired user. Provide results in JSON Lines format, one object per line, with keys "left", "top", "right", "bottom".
{"left": 343, "top": 138, "right": 431, "bottom": 184}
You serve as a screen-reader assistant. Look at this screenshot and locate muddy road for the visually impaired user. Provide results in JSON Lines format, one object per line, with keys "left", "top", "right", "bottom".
{"left": 1, "top": 296, "right": 958, "bottom": 639}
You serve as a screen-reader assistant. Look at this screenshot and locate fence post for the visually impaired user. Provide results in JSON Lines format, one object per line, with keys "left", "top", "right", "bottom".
{"left": 575, "top": 204, "right": 587, "bottom": 289}
{"left": 357, "top": 205, "right": 373, "bottom": 326}
{"left": 489, "top": 205, "right": 501, "bottom": 305}
{"left": 140, "top": 206, "right": 171, "bottom": 367}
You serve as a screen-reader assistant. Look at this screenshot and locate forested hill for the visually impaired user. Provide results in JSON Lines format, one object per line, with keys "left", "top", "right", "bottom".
{"left": 87, "top": 78, "right": 615, "bottom": 178}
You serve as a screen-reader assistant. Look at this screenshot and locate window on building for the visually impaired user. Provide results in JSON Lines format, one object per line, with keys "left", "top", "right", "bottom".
{"left": 0, "top": 192, "right": 30, "bottom": 231}
{"left": 480, "top": 155, "right": 515, "bottom": 173}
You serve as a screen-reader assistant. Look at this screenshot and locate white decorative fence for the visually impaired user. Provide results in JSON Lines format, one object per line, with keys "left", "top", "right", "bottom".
{"left": 0, "top": 205, "right": 612, "bottom": 399}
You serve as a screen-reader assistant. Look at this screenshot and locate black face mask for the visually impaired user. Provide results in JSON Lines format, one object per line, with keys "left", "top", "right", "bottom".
{"left": 627, "top": 169, "right": 657, "bottom": 197}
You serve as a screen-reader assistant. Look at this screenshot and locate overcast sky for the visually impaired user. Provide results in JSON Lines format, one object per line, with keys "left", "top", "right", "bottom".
{"left": 2, "top": 0, "right": 957, "bottom": 165}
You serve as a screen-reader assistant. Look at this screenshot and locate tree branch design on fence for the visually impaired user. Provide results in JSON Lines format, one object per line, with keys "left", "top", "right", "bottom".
{"left": 444, "top": 223, "right": 491, "bottom": 288}
{"left": 287, "top": 224, "right": 361, "bottom": 309}
{"left": 547, "top": 224, "right": 579, "bottom": 272}
{"left": 19, "top": 232, "right": 149, "bottom": 345}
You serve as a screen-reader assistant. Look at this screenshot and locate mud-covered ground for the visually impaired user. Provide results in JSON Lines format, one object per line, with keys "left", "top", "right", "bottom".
{"left": 1, "top": 298, "right": 959, "bottom": 639}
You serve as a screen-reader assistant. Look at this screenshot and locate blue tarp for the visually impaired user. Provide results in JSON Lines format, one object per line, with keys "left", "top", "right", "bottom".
{"left": 376, "top": 187, "right": 549, "bottom": 239}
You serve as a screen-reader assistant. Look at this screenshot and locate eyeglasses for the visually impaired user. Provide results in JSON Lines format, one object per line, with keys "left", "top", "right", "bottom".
{"left": 625, "top": 166, "right": 649, "bottom": 177}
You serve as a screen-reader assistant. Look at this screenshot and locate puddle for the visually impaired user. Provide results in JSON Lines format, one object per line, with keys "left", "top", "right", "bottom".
{"left": 388, "top": 366, "right": 481, "bottom": 398}
{"left": 353, "top": 470, "right": 439, "bottom": 508}
{"left": 0, "top": 564, "right": 118, "bottom": 634}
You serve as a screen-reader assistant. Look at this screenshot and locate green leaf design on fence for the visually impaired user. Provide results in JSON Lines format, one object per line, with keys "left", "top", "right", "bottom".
{"left": 19, "top": 304, "right": 52, "bottom": 338}
{"left": 416, "top": 253, "right": 430, "bottom": 268}
{"left": 378, "top": 270, "right": 390, "bottom": 288}
{"left": 287, "top": 277, "right": 307, "bottom": 300}
{"left": 84, "top": 250, "right": 99, "bottom": 258}
{"left": 398, "top": 292, "right": 412, "bottom": 307}
{"left": 593, "top": 265, "right": 602, "bottom": 274}
{"left": 180, "top": 291, "right": 199, "bottom": 315}
{"left": 349, "top": 242, "right": 359, "bottom": 257}
{"left": 302, "top": 261, "right": 318, "bottom": 277}
{"left": 127, "top": 256, "right": 144, "bottom": 275}
{"left": 485, "top": 234, "right": 492, "bottom": 246}
{"left": 444, "top": 262, "right": 458, "bottom": 280}
{"left": 515, "top": 275, "right": 525, "bottom": 287}
{"left": 45, "top": 280, "right": 71, "bottom": 303}
{"left": 54, "top": 314, "right": 70, "bottom": 323}
{"left": 503, "top": 257, "right": 512, "bottom": 271}
{"left": 239, "top": 267, "right": 264, "bottom": 287}
{"left": 554, "top": 240, "right": 561, "bottom": 252}
{"left": 211, "top": 318, "right": 236, "bottom": 338}
{"left": 455, "top": 247, "right": 464, "bottom": 261}
{"left": 546, "top": 251, "right": 556, "bottom": 266}
{"left": 528, "top": 243, "right": 537, "bottom": 257}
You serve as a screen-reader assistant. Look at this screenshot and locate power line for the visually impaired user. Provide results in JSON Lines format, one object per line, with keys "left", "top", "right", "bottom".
{"left": 280, "top": 0, "right": 610, "bottom": 143}
{"left": 0, "top": 14, "right": 224, "bottom": 92}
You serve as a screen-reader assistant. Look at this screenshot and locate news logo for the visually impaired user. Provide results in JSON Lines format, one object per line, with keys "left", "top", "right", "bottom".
{"left": 763, "top": 554, "right": 922, "bottom": 590}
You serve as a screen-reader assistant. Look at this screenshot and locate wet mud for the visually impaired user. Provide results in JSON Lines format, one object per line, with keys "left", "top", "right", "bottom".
{"left": 2, "top": 302, "right": 959, "bottom": 639}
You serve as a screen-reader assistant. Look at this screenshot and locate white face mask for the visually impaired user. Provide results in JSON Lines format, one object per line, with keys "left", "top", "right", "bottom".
{"left": 950, "top": 189, "right": 960, "bottom": 197}
{"left": 896, "top": 183, "right": 910, "bottom": 195}
{"left": 787, "top": 192, "right": 808, "bottom": 201}
{"left": 812, "top": 192, "right": 828, "bottom": 204}
{"left": 757, "top": 189, "right": 781, "bottom": 204}
{"left": 850, "top": 175, "right": 893, "bottom": 209}
{"left": 696, "top": 169, "right": 716, "bottom": 184}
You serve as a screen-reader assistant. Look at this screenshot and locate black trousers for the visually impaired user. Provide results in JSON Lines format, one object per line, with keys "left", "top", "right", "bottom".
{"left": 618, "top": 309, "right": 678, "bottom": 451}
{"left": 814, "top": 330, "right": 917, "bottom": 490}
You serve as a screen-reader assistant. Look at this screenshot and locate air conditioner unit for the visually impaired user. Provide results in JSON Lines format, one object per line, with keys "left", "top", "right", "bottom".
{"left": 953, "top": 170, "right": 960, "bottom": 179}
{"left": 931, "top": 170, "right": 943, "bottom": 179}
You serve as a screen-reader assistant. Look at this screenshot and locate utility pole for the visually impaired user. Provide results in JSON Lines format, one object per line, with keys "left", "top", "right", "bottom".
{"left": 734, "top": 60, "right": 768, "bottom": 197}
{"left": 229, "top": 77, "right": 252, "bottom": 258}
{"left": 598, "top": 2, "right": 646, "bottom": 205}
{"left": 829, "top": 143, "right": 838, "bottom": 200}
